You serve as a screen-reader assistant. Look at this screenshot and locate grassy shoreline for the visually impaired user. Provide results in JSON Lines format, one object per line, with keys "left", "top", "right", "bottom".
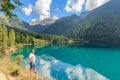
{"left": 0, "top": 43, "right": 56, "bottom": 80}
{"left": 0, "top": 44, "right": 42, "bottom": 80}
{"left": 0, "top": 55, "right": 43, "bottom": 80}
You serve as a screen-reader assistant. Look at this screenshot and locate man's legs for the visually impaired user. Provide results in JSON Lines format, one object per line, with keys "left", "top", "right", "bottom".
{"left": 30, "top": 62, "right": 32, "bottom": 72}
{"left": 33, "top": 62, "right": 37, "bottom": 73}
{"left": 34, "top": 66, "right": 37, "bottom": 73}
{"left": 30, "top": 67, "right": 32, "bottom": 72}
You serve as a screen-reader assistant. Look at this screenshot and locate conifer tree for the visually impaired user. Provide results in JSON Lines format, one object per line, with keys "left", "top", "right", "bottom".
{"left": 8, "top": 29, "right": 15, "bottom": 47}
{"left": 0, "top": 24, "right": 8, "bottom": 49}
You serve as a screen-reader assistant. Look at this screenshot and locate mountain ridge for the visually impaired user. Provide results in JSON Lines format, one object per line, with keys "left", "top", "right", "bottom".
{"left": 0, "top": 15, "right": 30, "bottom": 31}
{"left": 69, "top": 0, "right": 120, "bottom": 44}
{"left": 29, "top": 18, "right": 56, "bottom": 26}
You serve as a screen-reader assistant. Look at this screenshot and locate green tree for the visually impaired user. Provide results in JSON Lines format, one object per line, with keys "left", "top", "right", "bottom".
{"left": 15, "top": 32, "right": 21, "bottom": 44}
{"left": 0, "top": 0, "right": 22, "bottom": 17}
{"left": 8, "top": 29, "right": 15, "bottom": 47}
{"left": 21, "top": 34, "right": 25, "bottom": 44}
{"left": 25, "top": 35, "right": 29, "bottom": 44}
{"left": 0, "top": 24, "right": 8, "bottom": 49}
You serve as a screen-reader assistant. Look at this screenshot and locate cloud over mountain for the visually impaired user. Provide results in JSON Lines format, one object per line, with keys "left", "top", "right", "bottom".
{"left": 31, "top": 19, "right": 37, "bottom": 22}
{"left": 65, "top": 0, "right": 110, "bottom": 12}
{"left": 22, "top": 4, "right": 33, "bottom": 16}
{"left": 35, "top": 0, "right": 52, "bottom": 20}
{"left": 85, "top": 0, "right": 110, "bottom": 10}
{"left": 65, "top": 0, "right": 85, "bottom": 12}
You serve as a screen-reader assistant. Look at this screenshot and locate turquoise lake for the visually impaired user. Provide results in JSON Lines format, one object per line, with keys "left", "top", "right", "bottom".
{"left": 12, "top": 43, "right": 120, "bottom": 80}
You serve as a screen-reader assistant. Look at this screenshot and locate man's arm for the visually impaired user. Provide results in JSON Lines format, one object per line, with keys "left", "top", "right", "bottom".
{"left": 29, "top": 57, "right": 32, "bottom": 62}
{"left": 28, "top": 54, "right": 33, "bottom": 62}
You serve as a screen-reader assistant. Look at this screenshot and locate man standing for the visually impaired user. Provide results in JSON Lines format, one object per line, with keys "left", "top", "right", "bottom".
{"left": 29, "top": 49, "right": 37, "bottom": 73}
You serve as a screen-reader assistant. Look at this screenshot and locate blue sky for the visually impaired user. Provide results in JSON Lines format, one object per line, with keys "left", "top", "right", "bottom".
{"left": 19, "top": 0, "right": 85, "bottom": 22}
{"left": 0, "top": 0, "right": 110, "bottom": 22}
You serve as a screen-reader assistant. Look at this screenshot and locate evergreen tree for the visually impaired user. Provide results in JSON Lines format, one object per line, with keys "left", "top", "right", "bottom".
{"left": 21, "top": 34, "right": 25, "bottom": 44}
{"left": 8, "top": 29, "right": 15, "bottom": 47}
{"left": 0, "top": 24, "right": 3, "bottom": 48}
{"left": 0, "top": 0, "right": 22, "bottom": 17}
{"left": 25, "top": 35, "right": 29, "bottom": 44}
{"left": 15, "top": 32, "right": 21, "bottom": 44}
{"left": 0, "top": 24, "right": 8, "bottom": 49}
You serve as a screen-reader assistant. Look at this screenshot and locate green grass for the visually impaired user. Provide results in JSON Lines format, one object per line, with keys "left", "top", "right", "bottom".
{"left": 0, "top": 55, "right": 42, "bottom": 80}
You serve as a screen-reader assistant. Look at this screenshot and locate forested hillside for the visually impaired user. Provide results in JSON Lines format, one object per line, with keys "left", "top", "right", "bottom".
{"left": 68, "top": 0, "right": 120, "bottom": 44}
{"left": 0, "top": 24, "right": 34, "bottom": 49}
{"left": 0, "top": 23, "right": 68, "bottom": 52}
{"left": 43, "top": 14, "right": 82, "bottom": 35}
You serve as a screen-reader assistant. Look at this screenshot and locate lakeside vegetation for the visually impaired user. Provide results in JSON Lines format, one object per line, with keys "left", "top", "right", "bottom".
{"left": 0, "top": 23, "right": 68, "bottom": 50}
{"left": 0, "top": 23, "right": 68, "bottom": 80}
{"left": 0, "top": 55, "right": 43, "bottom": 80}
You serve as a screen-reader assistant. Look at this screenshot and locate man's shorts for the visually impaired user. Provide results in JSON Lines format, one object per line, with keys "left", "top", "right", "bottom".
{"left": 30, "top": 62, "right": 36, "bottom": 69}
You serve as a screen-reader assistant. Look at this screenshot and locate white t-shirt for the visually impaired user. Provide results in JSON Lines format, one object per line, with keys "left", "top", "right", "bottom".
{"left": 29, "top": 53, "right": 36, "bottom": 62}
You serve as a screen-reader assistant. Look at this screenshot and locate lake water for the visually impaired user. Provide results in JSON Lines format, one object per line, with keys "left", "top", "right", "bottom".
{"left": 12, "top": 43, "right": 120, "bottom": 80}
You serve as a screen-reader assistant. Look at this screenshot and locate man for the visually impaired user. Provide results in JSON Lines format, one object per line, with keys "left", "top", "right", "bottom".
{"left": 28, "top": 49, "right": 37, "bottom": 73}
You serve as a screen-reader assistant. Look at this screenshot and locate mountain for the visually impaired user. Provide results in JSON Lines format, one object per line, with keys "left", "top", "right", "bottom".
{"left": 0, "top": 15, "right": 57, "bottom": 33}
{"left": 28, "top": 18, "right": 56, "bottom": 33}
{"left": 0, "top": 13, "right": 89, "bottom": 36}
{"left": 29, "top": 18, "right": 56, "bottom": 26}
{"left": 43, "top": 14, "right": 84, "bottom": 35}
{"left": 1, "top": 0, "right": 120, "bottom": 45}
{"left": 70, "top": 0, "right": 120, "bottom": 44}
{"left": 0, "top": 15, "right": 30, "bottom": 31}
{"left": 38, "top": 0, "right": 120, "bottom": 45}
{"left": 26, "top": 14, "right": 84, "bottom": 34}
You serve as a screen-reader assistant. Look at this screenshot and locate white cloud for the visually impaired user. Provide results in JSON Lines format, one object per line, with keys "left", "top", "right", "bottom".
{"left": 65, "top": 66, "right": 86, "bottom": 80}
{"left": 52, "top": 16, "right": 58, "bottom": 20}
{"left": 22, "top": 4, "right": 32, "bottom": 16}
{"left": 31, "top": 19, "right": 37, "bottom": 22}
{"left": 85, "top": 0, "right": 110, "bottom": 11}
{"left": 65, "top": 0, "right": 85, "bottom": 12}
{"left": 35, "top": 0, "right": 52, "bottom": 20}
